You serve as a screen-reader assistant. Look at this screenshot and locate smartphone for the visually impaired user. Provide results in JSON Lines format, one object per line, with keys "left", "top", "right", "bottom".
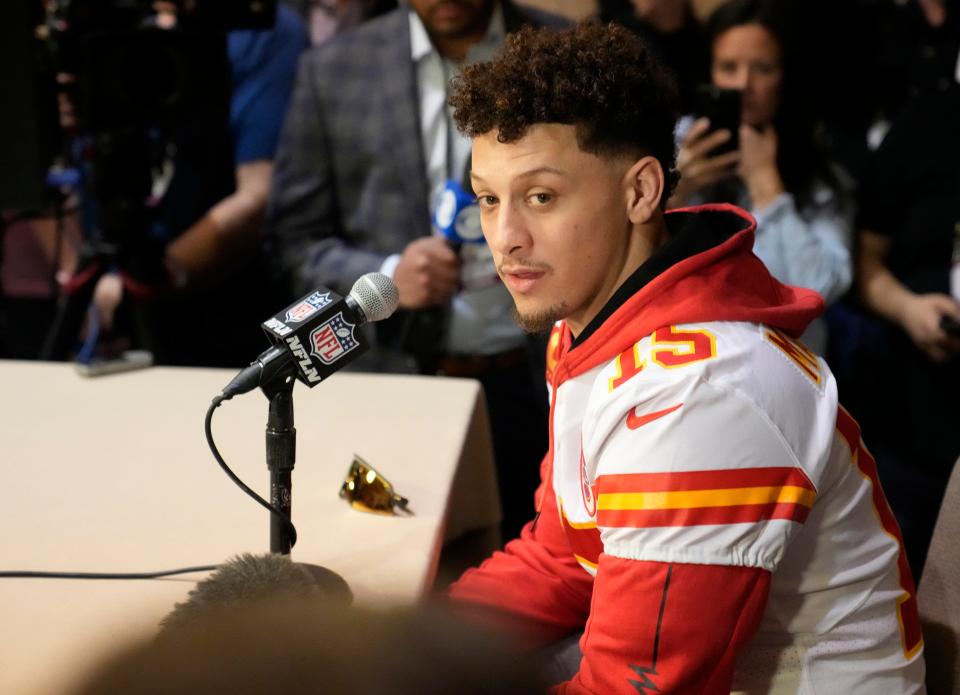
{"left": 75, "top": 350, "right": 154, "bottom": 377}
{"left": 693, "top": 85, "right": 742, "bottom": 155}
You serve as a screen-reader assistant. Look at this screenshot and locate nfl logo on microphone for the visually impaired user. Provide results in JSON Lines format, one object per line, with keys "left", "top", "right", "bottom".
{"left": 285, "top": 291, "right": 332, "bottom": 323}
{"left": 310, "top": 313, "right": 359, "bottom": 365}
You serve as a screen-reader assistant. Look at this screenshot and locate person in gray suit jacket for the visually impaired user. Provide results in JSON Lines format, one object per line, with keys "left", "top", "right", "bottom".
{"left": 265, "top": 0, "right": 567, "bottom": 541}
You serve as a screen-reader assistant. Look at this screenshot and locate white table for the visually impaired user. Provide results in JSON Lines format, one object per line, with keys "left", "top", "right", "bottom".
{"left": 0, "top": 360, "right": 499, "bottom": 695}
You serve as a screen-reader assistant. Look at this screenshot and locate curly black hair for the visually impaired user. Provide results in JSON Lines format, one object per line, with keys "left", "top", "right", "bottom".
{"left": 450, "top": 22, "right": 680, "bottom": 199}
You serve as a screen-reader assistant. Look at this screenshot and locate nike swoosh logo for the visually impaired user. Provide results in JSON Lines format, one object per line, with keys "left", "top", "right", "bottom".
{"left": 626, "top": 403, "right": 683, "bottom": 430}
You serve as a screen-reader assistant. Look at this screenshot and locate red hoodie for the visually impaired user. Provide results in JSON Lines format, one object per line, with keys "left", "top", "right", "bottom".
{"left": 450, "top": 206, "right": 922, "bottom": 694}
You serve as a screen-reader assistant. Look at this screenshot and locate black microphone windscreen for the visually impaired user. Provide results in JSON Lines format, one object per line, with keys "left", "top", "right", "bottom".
{"left": 159, "top": 553, "right": 352, "bottom": 634}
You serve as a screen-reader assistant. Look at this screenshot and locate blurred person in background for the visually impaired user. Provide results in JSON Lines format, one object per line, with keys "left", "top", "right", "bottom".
{"left": 282, "top": 0, "right": 397, "bottom": 45}
{"left": 853, "top": 35, "right": 960, "bottom": 580}
{"left": 808, "top": 0, "right": 960, "bottom": 183}
{"left": 0, "top": 213, "right": 80, "bottom": 359}
{"left": 668, "top": 0, "right": 853, "bottom": 355}
{"left": 43, "top": 2, "right": 309, "bottom": 367}
{"left": 0, "top": 0, "right": 83, "bottom": 360}
{"left": 596, "top": 0, "right": 708, "bottom": 112}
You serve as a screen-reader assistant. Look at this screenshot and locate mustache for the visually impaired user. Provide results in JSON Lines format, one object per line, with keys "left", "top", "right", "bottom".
{"left": 497, "top": 261, "right": 550, "bottom": 274}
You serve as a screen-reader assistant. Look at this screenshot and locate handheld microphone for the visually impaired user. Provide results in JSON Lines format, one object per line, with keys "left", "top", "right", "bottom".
{"left": 433, "top": 179, "right": 485, "bottom": 247}
{"left": 220, "top": 272, "right": 399, "bottom": 400}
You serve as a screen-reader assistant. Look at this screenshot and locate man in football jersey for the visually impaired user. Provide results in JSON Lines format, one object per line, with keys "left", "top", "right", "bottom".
{"left": 445, "top": 23, "right": 926, "bottom": 693}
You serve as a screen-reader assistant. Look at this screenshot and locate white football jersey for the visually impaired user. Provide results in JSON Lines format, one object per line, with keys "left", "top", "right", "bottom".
{"left": 549, "top": 320, "right": 925, "bottom": 694}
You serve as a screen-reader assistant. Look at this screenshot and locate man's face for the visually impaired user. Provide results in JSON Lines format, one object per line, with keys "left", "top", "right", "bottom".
{"left": 408, "top": 0, "right": 494, "bottom": 39}
{"left": 711, "top": 24, "right": 783, "bottom": 128}
{"left": 471, "top": 124, "right": 636, "bottom": 335}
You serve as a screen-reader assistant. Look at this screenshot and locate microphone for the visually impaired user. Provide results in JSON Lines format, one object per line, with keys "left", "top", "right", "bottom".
{"left": 432, "top": 179, "right": 485, "bottom": 247}
{"left": 220, "top": 272, "right": 399, "bottom": 400}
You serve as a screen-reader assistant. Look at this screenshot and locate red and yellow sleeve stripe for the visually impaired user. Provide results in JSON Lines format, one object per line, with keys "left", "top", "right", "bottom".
{"left": 557, "top": 498, "right": 603, "bottom": 572}
{"left": 596, "top": 467, "right": 816, "bottom": 529}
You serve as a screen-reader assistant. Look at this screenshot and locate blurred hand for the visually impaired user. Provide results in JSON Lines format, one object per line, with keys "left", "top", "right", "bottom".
{"left": 738, "top": 124, "right": 784, "bottom": 210}
{"left": 393, "top": 236, "right": 461, "bottom": 309}
{"left": 92, "top": 272, "right": 124, "bottom": 332}
{"left": 900, "top": 293, "right": 960, "bottom": 363}
{"left": 737, "top": 124, "right": 778, "bottom": 180}
{"left": 671, "top": 117, "right": 740, "bottom": 206}
{"left": 62, "top": 270, "right": 131, "bottom": 358}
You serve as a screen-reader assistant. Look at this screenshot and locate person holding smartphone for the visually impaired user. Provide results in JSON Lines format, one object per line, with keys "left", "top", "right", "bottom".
{"left": 853, "top": 37, "right": 960, "bottom": 579}
{"left": 669, "top": 0, "right": 852, "bottom": 355}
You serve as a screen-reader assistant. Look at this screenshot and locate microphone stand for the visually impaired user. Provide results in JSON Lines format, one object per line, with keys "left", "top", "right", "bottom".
{"left": 261, "top": 374, "right": 297, "bottom": 554}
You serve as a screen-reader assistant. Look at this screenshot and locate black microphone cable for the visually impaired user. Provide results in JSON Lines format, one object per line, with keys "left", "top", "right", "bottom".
{"left": 0, "top": 566, "right": 218, "bottom": 580}
{"left": 0, "top": 398, "right": 297, "bottom": 581}
{"left": 206, "top": 395, "right": 298, "bottom": 548}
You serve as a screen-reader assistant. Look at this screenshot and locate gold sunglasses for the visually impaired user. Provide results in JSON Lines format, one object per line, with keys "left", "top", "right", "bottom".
{"left": 340, "top": 455, "right": 412, "bottom": 515}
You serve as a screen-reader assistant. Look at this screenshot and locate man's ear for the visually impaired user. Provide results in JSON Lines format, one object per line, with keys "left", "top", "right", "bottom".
{"left": 624, "top": 156, "right": 665, "bottom": 225}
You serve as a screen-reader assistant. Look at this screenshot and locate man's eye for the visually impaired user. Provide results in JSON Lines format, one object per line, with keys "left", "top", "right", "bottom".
{"left": 477, "top": 195, "right": 497, "bottom": 207}
{"left": 531, "top": 193, "right": 552, "bottom": 205}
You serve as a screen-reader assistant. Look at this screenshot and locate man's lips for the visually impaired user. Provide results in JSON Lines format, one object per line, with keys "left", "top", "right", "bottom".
{"left": 499, "top": 266, "right": 546, "bottom": 294}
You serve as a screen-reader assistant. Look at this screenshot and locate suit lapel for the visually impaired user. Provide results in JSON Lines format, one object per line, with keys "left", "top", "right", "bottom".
{"left": 375, "top": 10, "right": 431, "bottom": 227}
{"left": 369, "top": 1, "right": 547, "bottom": 225}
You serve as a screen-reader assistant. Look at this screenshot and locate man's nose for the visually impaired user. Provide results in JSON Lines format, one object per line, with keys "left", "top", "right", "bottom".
{"left": 488, "top": 203, "right": 529, "bottom": 257}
